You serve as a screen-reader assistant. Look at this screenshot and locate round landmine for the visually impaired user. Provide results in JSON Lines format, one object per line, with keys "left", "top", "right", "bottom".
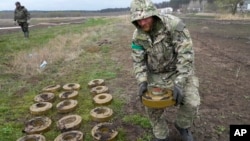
{"left": 87, "top": 79, "right": 105, "bottom": 88}
{"left": 42, "top": 84, "right": 61, "bottom": 92}
{"left": 62, "top": 83, "right": 81, "bottom": 91}
{"left": 23, "top": 116, "right": 52, "bottom": 134}
{"left": 142, "top": 89, "right": 176, "bottom": 109}
{"left": 34, "top": 92, "right": 55, "bottom": 103}
{"left": 16, "top": 134, "right": 46, "bottom": 141}
{"left": 59, "top": 91, "right": 79, "bottom": 100}
{"left": 30, "top": 102, "right": 53, "bottom": 115}
{"left": 90, "top": 107, "right": 113, "bottom": 122}
{"left": 54, "top": 130, "right": 84, "bottom": 141}
{"left": 90, "top": 86, "right": 109, "bottom": 96}
{"left": 91, "top": 122, "right": 118, "bottom": 141}
{"left": 93, "top": 93, "right": 112, "bottom": 106}
{"left": 56, "top": 99, "right": 78, "bottom": 113}
{"left": 57, "top": 115, "right": 82, "bottom": 132}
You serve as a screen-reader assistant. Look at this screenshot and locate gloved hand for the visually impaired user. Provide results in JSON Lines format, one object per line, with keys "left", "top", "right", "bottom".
{"left": 27, "top": 20, "right": 30, "bottom": 24}
{"left": 13, "top": 21, "right": 17, "bottom": 25}
{"left": 138, "top": 81, "right": 147, "bottom": 102}
{"left": 173, "top": 84, "right": 184, "bottom": 105}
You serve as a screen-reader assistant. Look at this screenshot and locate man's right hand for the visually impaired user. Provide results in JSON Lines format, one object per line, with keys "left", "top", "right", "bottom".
{"left": 138, "top": 81, "right": 147, "bottom": 102}
{"left": 13, "top": 21, "right": 17, "bottom": 25}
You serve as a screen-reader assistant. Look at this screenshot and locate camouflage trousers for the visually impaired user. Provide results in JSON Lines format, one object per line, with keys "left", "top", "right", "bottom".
{"left": 18, "top": 22, "right": 29, "bottom": 33}
{"left": 145, "top": 74, "right": 200, "bottom": 139}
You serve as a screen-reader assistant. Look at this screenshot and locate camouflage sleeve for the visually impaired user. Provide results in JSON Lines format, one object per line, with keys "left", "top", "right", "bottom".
{"left": 173, "top": 22, "right": 194, "bottom": 87}
{"left": 131, "top": 42, "right": 148, "bottom": 84}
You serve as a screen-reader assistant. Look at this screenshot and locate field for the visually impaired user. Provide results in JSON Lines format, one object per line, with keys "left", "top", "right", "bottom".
{"left": 0, "top": 13, "right": 250, "bottom": 141}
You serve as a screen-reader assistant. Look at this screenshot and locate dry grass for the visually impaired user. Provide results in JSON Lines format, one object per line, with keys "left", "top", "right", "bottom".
{"left": 10, "top": 33, "right": 87, "bottom": 75}
{"left": 215, "top": 13, "right": 250, "bottom": 20}
{"left": 9, "top": 16, "right": 131, "bottom": 76}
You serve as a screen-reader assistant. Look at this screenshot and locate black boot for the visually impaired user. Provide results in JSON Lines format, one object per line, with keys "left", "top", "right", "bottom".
{"left": 24, "top": 32, "right": 29, "bottom": 38}
{"left": 175, "top": 123, "right": 193, "bottom": 141}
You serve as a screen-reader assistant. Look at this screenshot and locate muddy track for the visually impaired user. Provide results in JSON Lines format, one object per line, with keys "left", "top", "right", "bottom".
{"left": 192, "top": 33, "right": 250, "bottom": 67}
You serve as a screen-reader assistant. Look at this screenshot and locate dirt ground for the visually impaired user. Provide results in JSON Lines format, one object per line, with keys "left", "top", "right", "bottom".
{"left": 1, "top": 16, "right": 250, "bottom": 141}
{"left": 182, "top": 19, "right": 250, "bottom": 141}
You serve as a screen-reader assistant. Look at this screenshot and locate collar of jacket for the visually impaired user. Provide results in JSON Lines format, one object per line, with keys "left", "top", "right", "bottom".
{"left": 16, "top": 6, "right": 25, "bottom": 10}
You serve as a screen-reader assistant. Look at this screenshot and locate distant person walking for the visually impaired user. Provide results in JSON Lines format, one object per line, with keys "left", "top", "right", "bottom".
{"left": 14, "top": 1, "right": 30, "bottom": 38}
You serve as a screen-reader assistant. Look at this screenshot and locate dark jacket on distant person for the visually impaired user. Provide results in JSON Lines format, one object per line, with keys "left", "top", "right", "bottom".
{"left": 14, "top": 6, "right": 30, "bottom": 23}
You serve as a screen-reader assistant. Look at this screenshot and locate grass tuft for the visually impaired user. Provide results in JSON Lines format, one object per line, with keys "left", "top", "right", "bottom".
{"left": 122, "top": 114, "right": 151, "bottom": 129}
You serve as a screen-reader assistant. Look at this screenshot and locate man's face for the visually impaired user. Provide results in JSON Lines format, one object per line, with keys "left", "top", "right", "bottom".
{"left": 15, "top": 3, "right": 20, "bottom": 8}
{"left": 137, "top": 16, "right": 154, "bottom": 32}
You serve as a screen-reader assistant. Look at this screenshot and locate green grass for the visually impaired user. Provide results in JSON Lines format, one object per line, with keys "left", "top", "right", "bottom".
{"left": 122, "top": 114, "right": 151, "bottom": 129}
{"left": 0, "top": 17, "right": 130, "bottom": 141}
{"left": 215, "top": 125, "right": 226, "bottom": 135}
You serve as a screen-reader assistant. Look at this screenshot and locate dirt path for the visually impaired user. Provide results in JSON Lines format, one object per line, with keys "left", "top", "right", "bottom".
{"left": 0, "top": 17, "right": 86, "bottom": 35}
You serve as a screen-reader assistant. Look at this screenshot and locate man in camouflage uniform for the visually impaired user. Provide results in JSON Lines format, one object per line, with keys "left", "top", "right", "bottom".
{"left": 14, "top": 1, "right": 30, "bottom": 38}
{"left": 130, "top": 0, "right": 200, "bottom": 141}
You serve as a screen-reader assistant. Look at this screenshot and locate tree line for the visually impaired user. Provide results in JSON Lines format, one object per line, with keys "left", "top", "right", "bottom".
{"left": 0, "top": 0, "right": 246, "bottom": 19}
{"left": 156, "top": 0, "right": 246, "bottom": 15}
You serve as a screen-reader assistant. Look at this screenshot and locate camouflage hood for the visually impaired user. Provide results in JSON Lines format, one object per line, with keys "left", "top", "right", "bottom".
{"left": 130, "top": 0, "right": 160, "bottom": 26}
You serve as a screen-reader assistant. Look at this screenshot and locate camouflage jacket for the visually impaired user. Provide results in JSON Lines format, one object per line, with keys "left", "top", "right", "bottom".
{"left": 14, "top": 6, "right": 30, "bottom": 22}
{"left": 131, "top": 14, "right": 195, "bottom": 87}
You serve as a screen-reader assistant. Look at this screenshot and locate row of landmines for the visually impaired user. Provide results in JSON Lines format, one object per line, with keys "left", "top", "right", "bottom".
{"left": 16, "top": 79, "right": 118, "bottom": 141}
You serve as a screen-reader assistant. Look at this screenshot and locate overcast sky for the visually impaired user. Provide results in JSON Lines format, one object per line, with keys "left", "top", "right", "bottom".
{"left": 1, "top": 0, "right": 169, "bottom": 11}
